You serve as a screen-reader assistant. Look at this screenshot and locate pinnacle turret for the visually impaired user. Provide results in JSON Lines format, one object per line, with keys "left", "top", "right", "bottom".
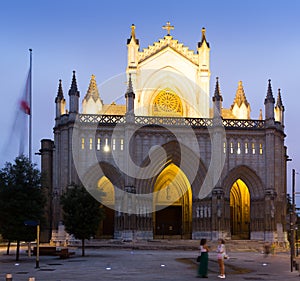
{"left": 125, "top": 74, "right": 135, "bottom": 116}
{"left": 68, "top": 70, "right": 80, "bottom": 115}
{"left": 275, "top": 88, "right": 285, "bottom": 125}
{"left": 231, "top": 81, "right": 249, "bottom": 108}
{"left": 276, "top": 88, "right": 284, "bottom": 108}
{"left": 127, "top": 24, "right": 139, "bottom": 45}
{"left": 82, "top": 74, "right": 103, "bottom": 114}
{"left": 212, "top": 77, "right": 223, "bottom": 118}
{"left": 264, "top": 79, "right": 275, "bottom": 124}
{"left": 68, "top": 70, "right": 80, "bottom": 97}
{"left": 125, "top": 73, "right": 135, "bottom": 98}
{"left": 230, "top": 81, "right": 251, "bottom": 119}
{"left": 265, "top": 79, "right": 275, "bottom": 104}
{"left": 55, "top": 79, "right": 66, "bottom": 118}
{"left": 84, "top": 74, "right": 101, "bottom": 102}
{"left": 55, "top": 79, "right": 64, "bottom": 103}
{"left": 213, "top": 77, "right": 223, "bottom": 102}
{"left": 198, "top": 27, "right": 210, "bottom": 48}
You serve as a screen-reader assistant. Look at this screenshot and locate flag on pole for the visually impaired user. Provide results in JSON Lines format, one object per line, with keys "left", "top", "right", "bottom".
{"left": 3, "top": 50, "right": 32, "bottom": 159}
{"left": 19, "top": 69, "right": 31, "bottom": 115}
{"left": 17, "top": 66, "right": 31, "bottom": 156}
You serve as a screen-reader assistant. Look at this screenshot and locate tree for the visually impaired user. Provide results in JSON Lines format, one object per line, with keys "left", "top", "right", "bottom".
{"left": 60, "top": 184, "right": 104, "bottom": 256}
{"left": 0, "top": 155, "right": 45, "bottom": 261}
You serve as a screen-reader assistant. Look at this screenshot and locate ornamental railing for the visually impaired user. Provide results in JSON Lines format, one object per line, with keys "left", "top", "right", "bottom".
{"left": 79, "top": 114, "right": 125, "bottom": 124}
{"left": 78, "top": 114, "right": 265, "bottom": 129}
{"left": 222, "top": 119, "right": 265, "bottom": 129}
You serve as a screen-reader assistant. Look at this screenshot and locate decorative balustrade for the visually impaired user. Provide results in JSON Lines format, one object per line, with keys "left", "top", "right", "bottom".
{"left": 78, "top": 114, "right": 265, "bottom": 129}
{"left": 222, "top": 119, "right": 265, "bottom": 129}
{"left": 79, "top": 114, "right": 125, "bottom": 124}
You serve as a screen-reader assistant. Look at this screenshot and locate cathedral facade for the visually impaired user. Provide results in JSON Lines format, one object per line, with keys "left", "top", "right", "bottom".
{"left": 40, "top": 23, "right": 288, "bottom": 242}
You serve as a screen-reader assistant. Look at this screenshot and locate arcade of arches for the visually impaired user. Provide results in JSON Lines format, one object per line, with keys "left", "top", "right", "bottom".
{"left": 96, "top": 168, "right": 255, "bottom": 241}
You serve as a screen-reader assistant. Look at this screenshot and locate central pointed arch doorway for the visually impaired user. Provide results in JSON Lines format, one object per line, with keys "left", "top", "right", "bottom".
{"left": 230, "top": 179, "right": 250, "bottom": 239}
{"left": 153, "top": 163, "right": 192, "bottom": 239}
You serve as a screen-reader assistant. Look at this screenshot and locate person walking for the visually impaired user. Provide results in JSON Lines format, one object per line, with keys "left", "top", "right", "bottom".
{"left": 197, "top": 238, "right": 209, "bottom": 278}
{"left": 217, "top": 238, "right": 226, "bottom": 279}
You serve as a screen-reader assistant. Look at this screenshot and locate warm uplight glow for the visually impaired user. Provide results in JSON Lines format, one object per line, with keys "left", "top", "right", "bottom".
{"left": 237, "top": 142, "right": 241, "bottom": 154}
{"left": 230, "top": 179, "right": 250, "bottom": 239}
{"left": 98, "top": 176, "right": 115, "bottom": 206}
{"left": 97, "top": 138, "right": 101, "bottom": 150}
{"left": 103, "top": 138, "right": 110, "bottom": 152}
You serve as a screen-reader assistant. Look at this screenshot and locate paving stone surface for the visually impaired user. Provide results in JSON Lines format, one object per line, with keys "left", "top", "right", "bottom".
{"left": 1, "top": 243, "right": 300, "bottom": 281}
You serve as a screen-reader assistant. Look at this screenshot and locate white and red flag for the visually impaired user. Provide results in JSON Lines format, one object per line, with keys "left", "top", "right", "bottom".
{"left": 2, "top": 50, "right": 32, "bottom": 160}
{"left": 19, "top": 69, "right": 31, "bottom": 115}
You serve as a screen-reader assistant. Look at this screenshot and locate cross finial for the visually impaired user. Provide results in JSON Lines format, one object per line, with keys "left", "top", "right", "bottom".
{"left": 162, "top": 21, "right": 174, "bottom": 35}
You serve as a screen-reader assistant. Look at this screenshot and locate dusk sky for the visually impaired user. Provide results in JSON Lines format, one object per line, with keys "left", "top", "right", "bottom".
{"left": 0, "top": 1, "right": 299, "bottom": 197}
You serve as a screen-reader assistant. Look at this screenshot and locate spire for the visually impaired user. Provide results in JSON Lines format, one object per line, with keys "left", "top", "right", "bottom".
{"left": 213, "top": 77, "right": 223, "bottom": 102}
{"left": 125, "top": 73, "right": 135, "bottom": 116}
{"left": 276, "top": 88, "right": 284, "bottom": 108}
{"left": 69, "top": 70, "right": 80, "bottom": 97}
{"left": 198, "top": 27, "right": 210, "bottom": 48}
{"left": 259, "top": 109, "right": 263, "bottom": 120}
{"left": 125, "top": 73, "right": 135, "bottom": 98}
{"left": 264, "top": 79, "right": 275, "bottom": 104}
{"left": 84, "top": 74, "right": 101, "bottom": 102}
{"left": 68, "top": 70, "right": 80, "bottom": 115}
{"left": 55, "top": 79, "right": 64, "bottom": 103}
{"left": 231, "top": 81, "right": 249, "bottom": 108}
{"left": 127, "top": 24, "right": 139, "bottom": 44}
{"left": 275, "top": 88, "right": 285, "bottom": 125}
{"left": 55, "top": 79, "right": 66, "bottom": 118}
{"left": 230, "top": 81, "right": 250, "bottom": 119}
{"left": 264, "top": 79, "right": 275, "bottom": 123}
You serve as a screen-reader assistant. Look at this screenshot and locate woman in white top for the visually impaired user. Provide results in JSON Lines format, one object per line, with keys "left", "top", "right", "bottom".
{"left": 217, "top": 238, "right": 226, "bottom": 279}
{"left": 197, "top": 238, "right": 209, "bottom": 278}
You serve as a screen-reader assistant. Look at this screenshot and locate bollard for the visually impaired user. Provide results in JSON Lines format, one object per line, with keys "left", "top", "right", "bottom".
{"left": 28, "top": 278, "right": 35, "bottom": 281}
{"left": 6, "top": 273, "right": 12, "bottom": 281}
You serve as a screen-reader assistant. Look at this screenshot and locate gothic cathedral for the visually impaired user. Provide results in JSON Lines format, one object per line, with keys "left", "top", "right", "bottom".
{"left": 40, "top": 23, "right": 288, "bottom": 243}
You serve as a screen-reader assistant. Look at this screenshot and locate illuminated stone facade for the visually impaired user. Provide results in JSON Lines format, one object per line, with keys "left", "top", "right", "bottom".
{"left": 40, "top": 23, "right": 288, "bottom": 242}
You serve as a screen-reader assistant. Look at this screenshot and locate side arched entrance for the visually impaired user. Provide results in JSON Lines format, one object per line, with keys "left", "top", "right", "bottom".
{"left": 223, "top": 165, "right": 265, "bottom": 240}
{"left": 230, "top": 179, "right": 250, "bottom": 239}
{"left": 153, "top": 163, "right": 192, "bottom": 239}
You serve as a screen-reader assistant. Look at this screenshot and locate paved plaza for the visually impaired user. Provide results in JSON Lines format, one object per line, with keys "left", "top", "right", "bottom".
{"left": 1, "top": 243, "right": 300, "bottom": 281}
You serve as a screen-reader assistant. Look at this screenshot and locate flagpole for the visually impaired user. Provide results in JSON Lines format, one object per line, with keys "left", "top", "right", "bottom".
{"left": 29, "top": 49, "right": 32, "bottom": 162}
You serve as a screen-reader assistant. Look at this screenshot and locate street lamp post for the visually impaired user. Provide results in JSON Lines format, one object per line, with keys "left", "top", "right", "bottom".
{"left": 290, "top": 169, "right": 296, "bottom": 272}
{"left": 24, "top": 220, "right": 40, "bottom": 268}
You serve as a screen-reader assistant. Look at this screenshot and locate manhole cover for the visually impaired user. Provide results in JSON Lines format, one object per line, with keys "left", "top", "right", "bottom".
{"left": 39, "top": 268, "right": 55, "bottom": 271}
{"left": 48, "top": 263, "right": 62, "bottom": 266}
{"left": 16, "top": 272, "right": 29, "bottom": 274}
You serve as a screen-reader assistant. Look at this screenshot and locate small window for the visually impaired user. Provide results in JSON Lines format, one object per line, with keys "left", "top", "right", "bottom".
{"left": 252, "top": 143, "right": 256, "bottom": 154}
{"left": 245, "top": 143, "right": 248, "bottom": 154}
{"left": 120, "top": 139, "right": 124, "bottom": 151}
{"left": 104, "top": 138, "right": 110, "bottom": 152}
{"left": 89, "top": 138, "right": 93, "bottom": 150}
{"left": 259, "top": 143, "right": 263, "bottom": 155}
{"left": 81, "top": 138, "right": 85, "bottom": 150}
{"left": 97, "top": 138, "right": 101, "bottom": 151}
{"left": 237, "top": 142, "right": 241, "bottom": 155}
{"left": 223, "top": 142, "right": 226, "bottom": 154}
{"left": 112, "top": 139, "right": 116, "bottom": 151}
{"left": 230, "top": 142, "right": 234, "bottom": 154}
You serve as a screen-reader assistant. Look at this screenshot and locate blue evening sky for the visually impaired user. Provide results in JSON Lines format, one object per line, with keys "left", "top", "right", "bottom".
{"left": 0, "top": 0, "right": 299, "bottom": 197}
